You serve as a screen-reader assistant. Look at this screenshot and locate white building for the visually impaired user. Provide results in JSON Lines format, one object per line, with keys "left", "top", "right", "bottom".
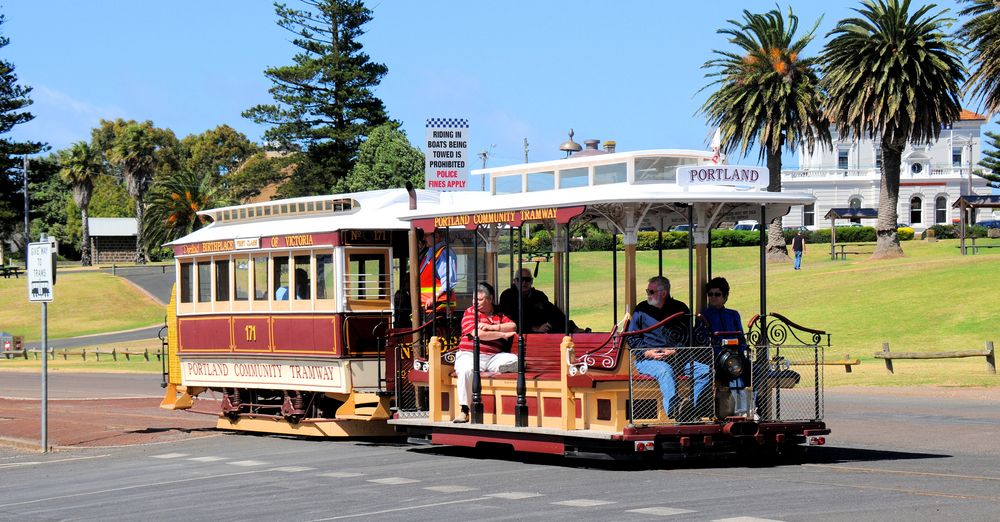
{"left": 781, "top": 110, "right": 994, "bottom": 231}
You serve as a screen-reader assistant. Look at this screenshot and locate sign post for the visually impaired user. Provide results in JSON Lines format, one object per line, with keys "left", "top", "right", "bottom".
{"left": 424, "top": 117, "right": 469, "bottom": 191}
{"left": 28, "top": 235, "right": 55, "bottom": 453}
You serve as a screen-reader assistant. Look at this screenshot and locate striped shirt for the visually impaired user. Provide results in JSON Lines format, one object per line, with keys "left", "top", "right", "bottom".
{"left": 458, "top": 306, "right": 513, "bottom": 355}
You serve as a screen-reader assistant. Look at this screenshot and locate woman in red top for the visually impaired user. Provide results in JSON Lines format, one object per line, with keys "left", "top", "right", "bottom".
{"left": 453, "top": 282, "right": 518, "bottom": 423}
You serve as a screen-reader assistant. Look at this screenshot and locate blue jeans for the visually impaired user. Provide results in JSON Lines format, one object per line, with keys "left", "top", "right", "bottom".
{"left": 636, "top": 358, "right": 711, "bottom": 413}
{"left": 793, "top": 250, "right": 803, "bottom": 269}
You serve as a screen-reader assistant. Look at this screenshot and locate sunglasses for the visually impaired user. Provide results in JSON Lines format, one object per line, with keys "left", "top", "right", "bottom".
{"left": 707, "top": 291, "right": 724, "bottom": 297}
{"left": 645, "top": 288, "right": 663, "bottom": 295}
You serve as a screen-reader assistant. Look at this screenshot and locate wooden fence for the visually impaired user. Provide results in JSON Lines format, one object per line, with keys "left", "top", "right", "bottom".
{"left": 874, "top": 341, "right": 996, "bottom": 375}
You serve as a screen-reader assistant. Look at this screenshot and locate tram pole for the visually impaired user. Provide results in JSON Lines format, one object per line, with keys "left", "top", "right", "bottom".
{"left": 755, "top": 205, "right": 768, "bottom": 420}
{"left": 471, "top": 227, "right": 483, "bottom": 424}
{"left": 515, "top": 227, "right": 528, "bottom": 427}
{"left": 611, "top": 233, "right": 618, "bottom": 325}
{"left": 563, "top": 222, "right": 571, "bottom": 335}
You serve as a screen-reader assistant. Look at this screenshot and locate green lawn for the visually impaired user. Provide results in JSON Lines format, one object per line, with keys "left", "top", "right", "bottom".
{"left": 0, "top": 269, "right": 165, "bottom": 341}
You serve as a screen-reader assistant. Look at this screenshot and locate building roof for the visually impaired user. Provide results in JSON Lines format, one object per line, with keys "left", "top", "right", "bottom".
{"left": 88, "top": 217, "right": 138, "bottom": 237}
{"left": 959, "top": 109, "right": 988, "bottom": 121}
{"left": 824, "top": 208, "right": 878, "bottom": 219}
{"left": 952, "top": 195, "right": 1000, "bottom": 208}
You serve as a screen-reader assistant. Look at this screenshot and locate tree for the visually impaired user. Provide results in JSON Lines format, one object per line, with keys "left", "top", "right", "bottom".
{"left": 958, "top": 0, "right": 1000, "bottom": 115}
{"left": 0, "top": 13, "right": 45, "bottom": 252}
{"left": 979, "top": 129, "right": 1000, "bottom": 186}
{"left": 225, "top": 151, "right": 296, "bottom": 202}
{"left": 821, "top": 0, "right": 964, "bottom": 258}
{"left": 144, "top": 169, "right": 231, "bottom": 250}
{"left": 92, "top": 119, "right": 179, "bottom": 263}
{"left": 700, "top": 7, "right": 830, "bottom": 261}
{"left": 25, "top": 155, "right": 69, "bottom": 254}
{"left": 243, "top": 0, "right": 389, "bottom": 196}
{"left": 344, "top": 122, "right": 424, "bottom": 192}
{"left": 181, "top": 124, "right": 259, "bottom": 181}
{"left": 58, "top": 142, "right": 102, "bottom": 265}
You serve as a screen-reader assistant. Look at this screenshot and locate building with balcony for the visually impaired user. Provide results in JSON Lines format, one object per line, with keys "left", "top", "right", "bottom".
{"left": 781, "top": 110, "right": 994, "bottom": 231}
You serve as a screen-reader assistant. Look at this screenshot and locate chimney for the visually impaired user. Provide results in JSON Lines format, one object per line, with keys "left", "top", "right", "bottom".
{"left": 604, "top": 140, "right": 616, "bottom": 153}
{"left": 584, "top": 139, "right": 600, "bottom": 151}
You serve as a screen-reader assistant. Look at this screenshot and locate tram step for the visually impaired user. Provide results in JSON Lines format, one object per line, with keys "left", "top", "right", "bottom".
{"left": 335, "top": 392, "right": 391, "bottom": 421}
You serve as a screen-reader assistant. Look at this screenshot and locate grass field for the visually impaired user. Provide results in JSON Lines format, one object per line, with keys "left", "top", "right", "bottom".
{"left": 2, "top": 239, "right": 996, "bottom": 387}
{"left": 0, "top": 268, "right": 165, "bottom": 341}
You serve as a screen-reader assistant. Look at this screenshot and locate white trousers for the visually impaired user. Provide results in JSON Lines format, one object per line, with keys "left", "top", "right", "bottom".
{"left": 454, "top": 350, "right": 518, "bottom": 408}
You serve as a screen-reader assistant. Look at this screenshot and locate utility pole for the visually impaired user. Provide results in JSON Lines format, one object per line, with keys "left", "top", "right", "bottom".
{"left": 523, "top": 138, "right": 529, "bottom": 163}
{"left": 23, "top": 156, "right": 29, "bottom": 247}
{"left": 477, "top": 144, "right": 496, "bottom": 192}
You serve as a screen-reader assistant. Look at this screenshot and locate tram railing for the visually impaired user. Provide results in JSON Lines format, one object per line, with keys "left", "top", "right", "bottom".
{"left": 748, "top": 313, "right": 829, "bottom": 423}
{"left": 628, "top": 346, "right": 716, "bottom": 424}
{"left": 388, "top": 311, "right": 462, "bottom": 418}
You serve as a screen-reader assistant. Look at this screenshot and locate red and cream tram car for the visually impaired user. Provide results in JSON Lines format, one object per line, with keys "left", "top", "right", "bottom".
{"left": 159, "top": 189, "right": 461, "bottom": 436}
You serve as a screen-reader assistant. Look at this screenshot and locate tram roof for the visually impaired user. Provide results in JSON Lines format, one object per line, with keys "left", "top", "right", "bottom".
{"left": 403, "top": 183, "right": 816, "bottom": 222}
{"left": 166, "top": 188, "right": 449, "bottom": 246}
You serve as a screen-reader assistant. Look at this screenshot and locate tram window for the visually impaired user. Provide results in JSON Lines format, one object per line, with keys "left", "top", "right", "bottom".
{"left": 298, "top": 202, "right": 306, "bottom": 212}
{"left": 635, "top": 156, "right": 686, "bottom": 182}
{"left": 253, "top": 255, "right": 268, "bottom": 301}
{"left": 234, "top": 256, "right": 249, "bottom": 301}
{"left": 281, "top": 204, "right": 289, "bottom": 214}
{"left": 316, "top": 254, "right": 334, "bottom": 300}
{"left": 527, "top": 171, "right": 554, "bottom": 192}
{"left": 215, "top": 259, "right": 230, "bottom": 301}
{"left": 594, "top": 162, "right": 626, "bottom": 184}
{"left": 494, "top": 175, "right": 522, "bottom": 195}
{"left": 197, "top": 261, "right": 211, "bottom": 302}
{"left": 179, "top": 263, "right": 193, "bottom": 303}
{"left": 306, "top": 201, "right": 315, "bottom": 212}
{"left": 559, "top": 167, "right": 589, "bottom": 189}
{"left": 239, "top": 208, "right": 246, "bottom": 219}
{"left": 263, "top": 206, "right": 271, "bottom": 216}
{"left": 348, "top": 252, "right": 387, "bottom": 300}
{"left": 325, "top": 201, "right": 333, "bottom": 211}
{"left": 293, "top": 255, "right": 310, "bottom": 300}
{"left": 273, "top": 256, "right": 290, "bottom": 300}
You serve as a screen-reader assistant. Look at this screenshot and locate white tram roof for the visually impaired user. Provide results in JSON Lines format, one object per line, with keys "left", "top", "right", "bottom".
{"left": 167, "top": 188, "right": 460, "bottom": 246}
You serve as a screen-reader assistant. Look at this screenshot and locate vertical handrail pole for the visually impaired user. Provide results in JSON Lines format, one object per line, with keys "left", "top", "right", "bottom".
{"left": 515, "top": 227, "right": 528, "bottom": 427}
{"left": 471, "top": 226, "right": 483, "bottom": 424}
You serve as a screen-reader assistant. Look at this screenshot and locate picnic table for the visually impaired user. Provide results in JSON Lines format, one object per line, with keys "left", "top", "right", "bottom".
{"left": 1, "top": 266, "right": 23, "bottom": 278}
{"left": 833, "top": 243, "right": 876, "bottom": 260}
{"left": 968, "top": 237, "right": 1000, "bottom": 255}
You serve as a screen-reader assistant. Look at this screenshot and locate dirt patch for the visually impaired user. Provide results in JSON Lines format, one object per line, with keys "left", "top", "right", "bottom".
{"left": 0, "top": 397, "right": 221, "bottom": 452}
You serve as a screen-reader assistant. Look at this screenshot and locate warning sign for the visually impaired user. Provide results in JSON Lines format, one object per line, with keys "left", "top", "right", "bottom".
{"left": 425, "top": 117, "right": 469, "bottom": 191}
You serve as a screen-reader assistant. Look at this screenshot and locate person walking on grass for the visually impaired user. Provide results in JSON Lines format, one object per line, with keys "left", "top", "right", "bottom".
{"left": 792, "top": 230, "right": 806, "bottom": 270}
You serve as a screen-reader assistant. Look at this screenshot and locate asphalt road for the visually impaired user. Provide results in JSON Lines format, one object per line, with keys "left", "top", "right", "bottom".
{"left": 0, "top": 377, "right": 997, "bottom": 521}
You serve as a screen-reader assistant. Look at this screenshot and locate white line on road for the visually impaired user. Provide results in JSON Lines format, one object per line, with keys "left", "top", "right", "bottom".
{"left": 0, "top": 454, "right": 110, "bottom": 469}
{"left": 187, "top": 456, "right": 226, "bottom": 462}
{"left": 424, "top": 485, "right": 478, "bottom": 493}
{"left": 367, "top": 477, "right": 420, "bottom": 485}
{"left": 307, "top": 497, "right": 486, "bottom": 521}
{"left": 485, "top": 492, "right": 543, "bottom": 500}
{"left": 626, "top": 507, "right": 695, "bottom": 516}
{"left": 318, "top": 471, "right": 366, "bottom": 478}
{"left": 713, "top": 518, "right": 785, "bottom": 522}
{"left": 552, "top": 499, "right": 616, "bottom": 507}
{"left": 272, "top": 466, "right": 316, "bottom": 473}
{"left": 149, "top": 453, "right": 189, "bottom": 459}
{"left": 227, "top": 460, "right": 268, "bottom": 467}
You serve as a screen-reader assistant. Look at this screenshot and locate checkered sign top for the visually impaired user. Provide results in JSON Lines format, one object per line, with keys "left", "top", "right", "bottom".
{"left": 426, "top": 118, "right": 468, "bottom": 128}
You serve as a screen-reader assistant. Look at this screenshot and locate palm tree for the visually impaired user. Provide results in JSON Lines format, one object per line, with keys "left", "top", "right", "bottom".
{"left": 821, "top": 0, "right": 964, "bottom": 258}
{"left": 700, "top": 7, "right": 830, "bottom": 261}
{"left": 58, "top": 141, "right": 101, "bottom": 266}
{"left": 143, "top": 169, "right": 230, "bottom": 249}
{"left": 105, "top": 122, "right": 157, "bottom": 264}
{"left": 958, "top": 0, "right": 1000, "bottom": 115}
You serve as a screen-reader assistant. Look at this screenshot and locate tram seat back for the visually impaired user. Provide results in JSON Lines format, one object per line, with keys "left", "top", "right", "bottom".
{"left": 501, "top": 332, "right": 624, "bottom": 377}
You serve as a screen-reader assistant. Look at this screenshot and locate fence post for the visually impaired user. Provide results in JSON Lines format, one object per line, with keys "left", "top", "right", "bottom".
{"left": 112, "top": 348, "right": 117, "bottom": 361}
{"left": 143, "top": 348, "right": 150, "bottom": 362}
{"left": 82, "top": 348, "right": 87, "bottom": 361}
{"left": 986, "top": 341, "right": 996, "bottom": 375}
{"left": 845, "top": 353, "right": 852, "bottom": 373}
{"left": 882, "top": 342, "right": 893, "bottom": 374}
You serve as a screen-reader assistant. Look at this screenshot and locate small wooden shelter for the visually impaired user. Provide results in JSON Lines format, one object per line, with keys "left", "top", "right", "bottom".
{"left": 823, "top": 208, "right": 878, "bottom": 260}
{"left": 952, "top": 195, "right": 1000, "bottom": 255}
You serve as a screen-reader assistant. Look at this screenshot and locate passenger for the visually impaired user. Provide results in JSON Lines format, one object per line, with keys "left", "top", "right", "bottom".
{"left": 498, "top": 268, "right": 588, "bottom": 334}
{"left": 393, "top": 271, "right": 412, "bottom": 329}
{"left": 627, "top": 275, "right": 711, "bottom": 419}
{"left": 417, "top": 229, "right": 458, "bottom": 311}
{"left": 294, "top": 268, "right": 310, "bottom": 299}
{"left": 452, "top": 282, "right": 518, "bottom": 423}
{"left": 701, "top": 277, "right": 749, "bottom": 416}
{"left": 275, "top": 283, "right": 290, "bottom": 300}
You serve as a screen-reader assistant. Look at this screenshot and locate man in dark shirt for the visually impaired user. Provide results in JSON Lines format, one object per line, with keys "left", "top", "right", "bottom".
{"left": 626, "top": 275, "right": 710, "bottom": 418}
{"left": 791, "top": 230, "right": 806, "bottom": 270}
{"left": 499, "top": 268, "right": 580, "bottom": 334}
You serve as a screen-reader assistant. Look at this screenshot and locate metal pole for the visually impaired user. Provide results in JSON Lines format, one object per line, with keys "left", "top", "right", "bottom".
{"left": 23, "top": 156, "right": 29, "bottom": 247}
{"left": 564, "top": 222, "right": 571, "bottom": 335}
{"left": 471, "top": 227, "right": 483, "bottom": 424}
{"left": 40, "top": 231, "right": 48, "bottom": 454}
{"left": 515, "top": 227, "right": 527, "bottom": 427}
{"left": 612, "top": 233, "right": 618, "bottom": 325}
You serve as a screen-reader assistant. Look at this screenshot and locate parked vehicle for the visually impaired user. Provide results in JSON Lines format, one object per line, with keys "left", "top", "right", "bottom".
{"left": 732, "top": 220, "right": 760, "bottom": 231}
{"left": 975, "top": 219, "right": 1000, "bottom": 229}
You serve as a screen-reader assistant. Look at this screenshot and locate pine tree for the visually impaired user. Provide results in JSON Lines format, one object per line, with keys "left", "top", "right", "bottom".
{"left": 979, "top": 128, "right": 1000, "bottom": 186}
{"left": 244, "top": 0, "right": 389, "bottom": 196}
{"left": 0, "top": 13, "right": 46, "bottom": 248}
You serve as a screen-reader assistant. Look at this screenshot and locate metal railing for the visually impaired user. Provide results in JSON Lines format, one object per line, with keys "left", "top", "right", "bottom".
{"left": 628, "top": 346, "right": 715, "bottom": 424}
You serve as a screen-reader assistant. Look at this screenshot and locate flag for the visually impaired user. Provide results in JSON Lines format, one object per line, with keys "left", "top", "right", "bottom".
{"left": 710, "top": 128, "right": 722, "bottom": 165}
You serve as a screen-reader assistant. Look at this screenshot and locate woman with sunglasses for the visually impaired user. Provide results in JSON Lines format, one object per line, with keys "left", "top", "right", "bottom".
{"left": 701, "top": 277, "right": 750, "bottom": 416}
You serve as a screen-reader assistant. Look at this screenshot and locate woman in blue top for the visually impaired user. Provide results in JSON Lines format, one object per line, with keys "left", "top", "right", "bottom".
{"left": 701, "top": 277, "right": 750, "bottom": 416}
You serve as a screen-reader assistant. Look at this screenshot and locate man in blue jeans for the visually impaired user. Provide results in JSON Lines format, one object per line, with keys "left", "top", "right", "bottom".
{"left": 627, "top": 276, "right": 710, "bottom": 420}
{"left": 792, "top": 230, "right": 806, "bottom": 270}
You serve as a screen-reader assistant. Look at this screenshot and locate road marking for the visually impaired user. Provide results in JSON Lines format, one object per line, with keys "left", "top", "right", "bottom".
{"left": 485, "top": 492, "right": 543, "bottom": 500}
{"left": 552, "top": 499, "right": 616, "bottom": 507}
{"left": 0, "top": 454, "right": 110, "bottom": 470}
{"left": 803, "top": 463, "right": 1000, "bottom": 482}
{"left": 307, "top": 497, "right": 485, "bottom": 521}
{"left": 713, "top": 518, "right": 784, "bottom": 522}
{"left": 424, "top": 485, "right": 478, "bottom": 493}
{"left": 187, "top": 456, "right": 226, "bottom": 462}
{"left": 227, "top": 460, "right": 267, "bottom": 467}
{"left": 367, "top": 477, "right": 420, "bottom": 485}
{"left": 626, "top": 507, "right": 695, "bottom": 516}
{"left": 272, "top": 466, "right": 315, "bottom": 473}
{"left": 319, "top": 472, "right": 366, "bottom": 478}
{"left": 149, "top": 453, "right": 188, "bottom": 459}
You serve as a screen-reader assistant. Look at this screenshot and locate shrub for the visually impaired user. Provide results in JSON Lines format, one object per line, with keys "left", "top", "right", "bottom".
{"left": 897, "top": 227, "right": 915, "bottom": 241}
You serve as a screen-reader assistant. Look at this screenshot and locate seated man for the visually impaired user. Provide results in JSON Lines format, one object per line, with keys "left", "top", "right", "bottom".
{"left": 453, "top": 282, "right": 518, "bottom": 423}
{"left": 499, "top": 268, "right": 586, "bottom": 334}
{"left": 627, "top": 275, "right": 710, "bottom": 420}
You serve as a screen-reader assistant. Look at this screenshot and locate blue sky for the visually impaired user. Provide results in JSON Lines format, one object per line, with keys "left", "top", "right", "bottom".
{"left": 4, "top": 0, "right": 997, "bottom": 169}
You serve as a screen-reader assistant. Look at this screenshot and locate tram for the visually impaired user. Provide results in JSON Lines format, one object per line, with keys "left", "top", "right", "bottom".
{"left": 388, "top": 148, "right": 831, "bottom": 460}
{"left": 158, "top": 188, "right": 472, "bottom": 436}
